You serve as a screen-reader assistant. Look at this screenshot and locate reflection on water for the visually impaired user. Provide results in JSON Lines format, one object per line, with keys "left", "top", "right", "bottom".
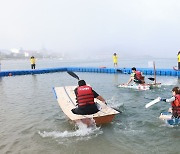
{"left": 178, "top": 76, "right": 180, "bottom": 84}
{"left": 113, "top": 74, "right": 119, "bottom": 85}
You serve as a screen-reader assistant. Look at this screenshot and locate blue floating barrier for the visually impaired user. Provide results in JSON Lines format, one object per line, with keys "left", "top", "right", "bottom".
{"left": 156, "top": 70, "right": 161, "bottom": 75}
{"left": 0, "top": 67, "right": 179, "bottom": 77}
{"left": 176, "top": 71, "right": 180, "bottom": 76}
{"left": 147, "top": 70, "right": 153, "bottom": 75}
{"left": 160, "top": 70, "right": 166, "bottom": 75}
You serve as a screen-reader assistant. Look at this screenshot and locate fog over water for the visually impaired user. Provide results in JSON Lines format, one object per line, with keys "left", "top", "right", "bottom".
{"left": 0, "top": 0, "right": 180, "bottom": 58}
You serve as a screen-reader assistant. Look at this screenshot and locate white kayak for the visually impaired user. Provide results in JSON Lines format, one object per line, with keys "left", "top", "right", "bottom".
{"left": 147, "top": 83, "right": 161, "bottom": 88}
{"left": 118, "top": 83, "right": 161, "bottom": 90}
{"left": 53, "top": 86, "right": 119, "bottom": 126}
{"left": 159, "top": 112, "right": 172, "bottom": 120}
{"left": 118, "top": 84, "right": 150, "bottom": 90}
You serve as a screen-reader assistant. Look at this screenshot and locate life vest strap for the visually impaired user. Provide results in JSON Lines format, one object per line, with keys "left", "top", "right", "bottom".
{"left": 78, "top": 101, "right": 95, "bottom": 106}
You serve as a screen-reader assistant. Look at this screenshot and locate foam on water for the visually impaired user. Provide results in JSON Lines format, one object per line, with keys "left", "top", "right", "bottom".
{"left": 38, "top": 121, "right": 102, "bottom": 139}
{"left": 106, "top": 96, "right": 124, "bottom": 110}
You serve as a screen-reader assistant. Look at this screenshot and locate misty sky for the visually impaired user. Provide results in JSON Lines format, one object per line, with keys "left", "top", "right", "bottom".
{"left": 0, "top": 0, "right": 180, "bottom": 58}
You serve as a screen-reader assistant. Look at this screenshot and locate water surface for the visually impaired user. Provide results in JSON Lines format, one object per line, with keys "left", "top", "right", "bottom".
{"left": 0, "top": 59, "right": 179, "bottom": 154}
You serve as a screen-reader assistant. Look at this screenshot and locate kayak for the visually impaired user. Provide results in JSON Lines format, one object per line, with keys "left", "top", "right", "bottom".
{"left": 159, "top": 112, "right": 180, "bottom": 125}
{"left": 159, "top": 112, "right": 172, "bottom": 120}
{"left": 53, "top": 86, "right": 119, "bottom": 126}
{"left": 118, "top": 83, "right": 161, "bottom": 90}
{"left": 118, "top": 84, "right": 150, "bottom": 90}
{"left": 147, "top": 83, "right": 161, "bottom": 88}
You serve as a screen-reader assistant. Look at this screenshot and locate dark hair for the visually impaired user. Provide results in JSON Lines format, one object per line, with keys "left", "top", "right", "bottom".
{"left": 114, "top": 53, "right": 117, "bottom": 55}
{"left": 172, "top": 87, "right": 180, "bottom": 94}
{"left": 78, "top": 80, "right": 86, "bottom": 86}
{"left": 132, "top": 67, "right": 136, "bottom": 71}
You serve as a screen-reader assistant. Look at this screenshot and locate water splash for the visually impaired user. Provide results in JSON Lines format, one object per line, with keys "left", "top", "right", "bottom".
{"left": 106, "top": 96, "right": 124, "bottom": 109}
{"left": 38, "top": 121, "right": 102, "bottom": 139}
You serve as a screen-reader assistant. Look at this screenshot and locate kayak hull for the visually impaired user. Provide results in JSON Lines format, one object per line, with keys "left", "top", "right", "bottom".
{"left": 118, "top": 83, "right": 161, "bottom": 90}
{"left": 75, "top": 114, "right": 116, "bottom": 126}
{"left": 118, "top": 84, "right": 150, "bottom": 90}
{"left": 53, "top": 86, "right": 119, "bottom": 126}
{"left": 148, "top": 83, "right": 161, "bottom": 88}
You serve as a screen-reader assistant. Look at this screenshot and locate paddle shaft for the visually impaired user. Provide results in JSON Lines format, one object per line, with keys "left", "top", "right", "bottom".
{"left": 145, "top": 97, "right": 161, "bottom": 108}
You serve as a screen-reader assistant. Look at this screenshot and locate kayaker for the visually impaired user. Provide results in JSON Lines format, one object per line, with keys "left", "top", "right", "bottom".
{"left": 126, "top": 67, "right": 145, "bottom": 85}
{"left": 178, "top": 51, "right": 180, "bottom": 70}
{"left": 113, "top": 53, "right": 118, "bottom": 67}
{"left": 30, "top": 56, "right": 36, "bottom": 69}
{"left": 160, "top": 87, "right": 180, "bottom": 118}
{"left": 71, "top": 80, "right": 106, "bottom": 115}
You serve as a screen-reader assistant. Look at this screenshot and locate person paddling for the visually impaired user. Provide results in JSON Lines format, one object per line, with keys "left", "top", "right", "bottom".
{"left": 160, "top": 87, "right": 180, "bottom": 118}
{"left": 126, "top": 67, "right": 145, "bottom": 85}
{"left": 71, "top": 80, "right": 106, "bottom": 115}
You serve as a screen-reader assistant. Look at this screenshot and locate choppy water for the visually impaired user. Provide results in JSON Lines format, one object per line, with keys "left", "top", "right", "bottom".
{"left": 0, "top": 58, "right": 180, "bottom": 154}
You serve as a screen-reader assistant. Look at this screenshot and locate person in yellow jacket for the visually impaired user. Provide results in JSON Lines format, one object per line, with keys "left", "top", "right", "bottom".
{"left": 30, "top": 56, "right": 36, "bottom": 69}
{"left": 178, "top": 51, "right": 180, "bottom": 70}
{"left": 113, "top": 53, "right": 118, "bottom": 67}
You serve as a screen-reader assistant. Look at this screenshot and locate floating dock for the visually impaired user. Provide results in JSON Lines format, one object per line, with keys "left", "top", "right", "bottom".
{"left": 0, "top": 67, "right": 179, "bottom": 77}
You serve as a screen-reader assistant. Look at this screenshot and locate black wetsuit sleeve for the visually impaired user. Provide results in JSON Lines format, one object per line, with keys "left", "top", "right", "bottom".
{"left": 93, "top": 90, "right": 99, "bottom": 98}
{"left": 74, "top": 88, "right": 78, "bottom": 97}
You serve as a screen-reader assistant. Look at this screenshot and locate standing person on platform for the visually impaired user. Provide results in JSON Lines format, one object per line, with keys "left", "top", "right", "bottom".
{"left": 113, "top": 53, "right": 118, "bottom": 67}
{"left": 30, "top": 56, "right": 36, "bottom": 69}
{"left": 178, "top": 51, "right": 180, "bottom": 70}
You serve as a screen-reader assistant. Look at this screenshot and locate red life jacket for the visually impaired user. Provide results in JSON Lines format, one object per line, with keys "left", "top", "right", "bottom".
{"left": 135, "top": 71, "right": 143, "bottom": 80}
{"left": 171, "top": 94, "right": 180, "bottom": 118}
{"left": 77, "top": 85, "right": 95, "bottom": 106}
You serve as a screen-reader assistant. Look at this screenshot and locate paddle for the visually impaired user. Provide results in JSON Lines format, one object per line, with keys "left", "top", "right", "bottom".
{"left": 147, "top": 61, "right": 158, "bottom": 83}
{"left": 148, "top": 77, "right": 155, "bottom": 81}
{"left": 144, "top": 97, "right": 154, "bottom": 100}
{"left": 67, "top": 71, "right": 80, "bottom": 80}
{"left": 145, "top": 97, "right": 161, "bottom": 108}
{"left": 67, "top": 71, "right": 121, "bottom": 113}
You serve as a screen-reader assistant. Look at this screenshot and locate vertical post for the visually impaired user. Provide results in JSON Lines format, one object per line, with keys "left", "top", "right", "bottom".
{"left": 153, "top": 61, "right": 156, "bottom": 85}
